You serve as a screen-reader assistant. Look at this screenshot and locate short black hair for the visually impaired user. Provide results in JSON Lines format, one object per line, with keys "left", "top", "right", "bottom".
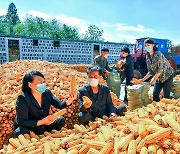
{"left": 101, "top": 48, "right": 109, "bottom": 52}
{"left": 22, "top": 70, "right": 45, "bottom": 93}
{"left": 87, "top": 66, "right": 102, "bottom": 76}
{"left": 144, "top": 38, "right": 155, "bottom": 44}
{"left": 144, "top": 38, "right": 158, "bottom": 51}
{"left": 121, "top": 46, "right": 130, "bottom": 54}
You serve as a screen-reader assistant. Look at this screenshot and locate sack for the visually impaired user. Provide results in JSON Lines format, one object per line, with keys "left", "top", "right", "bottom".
{"left": 106, "top": 70, "right": 122, "bottom": 98}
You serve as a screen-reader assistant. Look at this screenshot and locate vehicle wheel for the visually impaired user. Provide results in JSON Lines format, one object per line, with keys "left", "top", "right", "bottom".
{"left": 167, "top": 57, "right": 177, "bottom": 76}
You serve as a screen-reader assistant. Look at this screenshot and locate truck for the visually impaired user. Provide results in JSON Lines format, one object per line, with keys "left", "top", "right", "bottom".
{"left": 132, "top": 37, "right": 180, "bottom": 77}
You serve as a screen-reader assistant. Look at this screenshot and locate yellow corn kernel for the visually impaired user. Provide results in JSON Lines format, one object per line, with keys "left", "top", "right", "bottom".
{"left": 9, "top": 138, "right": 21, "bottom": 149}
{"left": 44, "top": 141, "right": 51, "bottom": 154}
{"left": 164, "top": 114, "right": 180, "bottom": 132}
{"left": 157, "top": 148, "right": 164, "bottom": 154}
{"left": 117, "top": 134, "right": 134, "bottom": 151}
{"left": 127, "top": 140, "right": 137, "bottom": 154}
{"left": 148, "top": 144, "right": 157, "bottom": 154}
{"left": 79, "top": 145, "right": 89, "bottom": 154}
{"left": 101, "top": 126, "right": 112, "bottom": 142}
{"left": 49, "top": 109, "right": 67, "bottom": 121}
{"left": 144, "top": 128, "right": 171, "bottom": 144}
{"left": 140, "top": 147, "right": 148, "bottom": 154}
{"left": 138, "top": 121, "right": 148, "bottom": 139}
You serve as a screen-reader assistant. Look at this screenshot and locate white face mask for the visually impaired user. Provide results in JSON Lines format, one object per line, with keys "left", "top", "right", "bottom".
{"left": 145, "top": 46, "right": 153, "bottom": 52}
{"left": 104, "top": 54, "right": 108, "bottom": 58}
{"left": 88, "top": 78, "right": 99, "bottom": 87}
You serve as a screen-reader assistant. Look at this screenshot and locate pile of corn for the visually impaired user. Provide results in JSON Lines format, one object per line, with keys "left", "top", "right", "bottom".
{"left": 0, "top": 60, "right": 124, "bottom": 148}
{"left": 0, "top": 98, "right": 179, "bottom": 153}
{"left": 172, "top": 75, "right": 180, "bottom": 99}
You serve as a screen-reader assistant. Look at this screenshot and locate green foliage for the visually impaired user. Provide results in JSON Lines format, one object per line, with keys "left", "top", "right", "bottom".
{"left": 6, "top": 3, "right": 20, "bottom": 33}
{"left": 83, "top": 25, "right": 104, "bottom": 41}
{"left": 0, "top": 3, "right": 104, "bottom": 41}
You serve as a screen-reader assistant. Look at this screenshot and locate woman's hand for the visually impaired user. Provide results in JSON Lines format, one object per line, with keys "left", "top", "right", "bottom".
{"left": 37, "top": 115, "right": 54, "bottom": 126}
{"left": 66, "top": 91, "right": 78, "bottom": 106}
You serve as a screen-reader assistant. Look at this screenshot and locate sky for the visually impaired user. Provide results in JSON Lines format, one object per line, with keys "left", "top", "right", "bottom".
{"left": 0, "top": 0, "right": 180, "bottom": 45}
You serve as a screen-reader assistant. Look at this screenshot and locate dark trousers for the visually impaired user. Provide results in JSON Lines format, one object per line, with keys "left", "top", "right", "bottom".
{"left": 124, "top": 77, "right": 133, "bottom": 104}
{"left": 153, "top": 75, "right": 173, "bottom": 102}
{"left": 78, "top": 105, "right": 127, "bottom": 125}
{"left": 12, "top": 116, "right": 65, "bottom": 138}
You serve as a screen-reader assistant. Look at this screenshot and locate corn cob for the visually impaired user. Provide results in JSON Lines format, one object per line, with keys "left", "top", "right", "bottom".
{"left": 73, "top": 124, "right": 84, "bottom": 133}
{"left": 66, "top": 149, "right": 78, "bottom": 154}
{"left": 168, "top": 130, "right": 180, "bottom": 139}
{"left": 44, "top": 141, "right": 51, "bottom": 154}
{"left": 144, "top": 128, "right": 171, "bottom": 144}
{"left": 70, "top": 73, "right": 76, "bottom": 93}
{"left": 87, "top": 148, "right": 100, "bottom": 154}
{"left": 169, "top": 112, "right": 176, "bottom": 119}
{"left": 31, "top": 138, "right": 39, "bottom": 143}
{"left": 24, "top": 134, "right": 31, "bottom": 143}
{"left": 137, "top": 139, "right": 146, "bottom": 153}
{"left": 14, "top": 150, "right": 26, "bottom": 154}
{"left": 68, "top": 139, "right": 82, "bottom": 148}
{"left": 97, "top": 132, "right": 105, "bottom": 142}
{"left": 142, "top": 119, "right": 158, "bottom": 126}
{"left": 127, "top": 140, "right": 137, "bottom": 154}
{"left": 127, "top": 124, "right": 138, "bottom": 137}
{"left": 49, "top": 109, "right": 67, "bottom": 121}
{"left": 86, "top": 140, "right": 107, "bottom": 150}
{"left": 82, "top": 96, "right": 91, "bottom": 104}
{"left": 99, "top": 142, "right": 113, "bottom": 154}
{"left": 157, "top": 148, "right": 164, "bottom": 154}
{"left": 101, "top": 126, "right": 112, "bottom": 142}
{"left": 24, "top": 146, "right": 36, "bottom": 152}
{"left": 138, "top": 108, "right": 148, "bottom": 118}
{"left": 26, "top": 148, "right": 43, "bottom": 154}
{"left": 148, "top": 144, "right": 157, "bottom": 154}
{"left": 18, "top": 135, "right": 28, "bottom": 146}
{"left": 79, "top": 145, "right": 89, "bottom": 154}
{"left": 114, "top": 137, "right": 119, "bottom": 154}
{"left": 138, "top": 121, "right": 148, "bottom": 139}
{"left": 9, "top": 138, "right": 22, "bottom": 149}
{"left": 117, "top": 134, "right": 134, "bottom": 151}
{"left": 58, "top": 149, "right": 66, "bottom": 154}
{"left": 30, "top": 131, "right": 40, "bottom": 141}
{"left": 161, "top": 139, "right": 172, "bottom": 149}
{"left": 173, "top": 142, "right": 180, "bottom": 153}
{"left": 140, "top": 147, "right": 148, "bottom": 154}
{"left": 164, "top": 114, "right": 180, "bottom": 132}
{"left": 80, "top": 125, "right": 88, "bottom": 133}
{"left": 165, "top": 149, "right": 176, "bottom": 154}
{"left": 146, "top": 125, "right": 164, "bottom": 133}
{"left": 60, "top": 134, "right": 75, "bottom": 146}
{"left": 68, "top": 144, "right": 84, "bottom": 152}
{"left": 154, "top": 114, "right": 163, "bottom": 125}
{"left": 161, "top": 98, "right": 177, "bottom": 105}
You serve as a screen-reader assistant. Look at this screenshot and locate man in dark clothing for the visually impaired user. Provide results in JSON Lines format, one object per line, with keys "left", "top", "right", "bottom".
{"left": 78, "top": 66, "right": 127, "bottom": 125}
{"left": 94, "top": 48, "right": 111, "bottom": 80}
{"left": 117, "top": 47, "right": 134, "bottom": 104}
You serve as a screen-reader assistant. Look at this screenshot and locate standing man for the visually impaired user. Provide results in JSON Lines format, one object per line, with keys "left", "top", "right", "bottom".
{"left": 94, "top": 48, "right": 111, "bottom": 80}
{"left": 117, "top": 47, "right": 134, "bottom": 104}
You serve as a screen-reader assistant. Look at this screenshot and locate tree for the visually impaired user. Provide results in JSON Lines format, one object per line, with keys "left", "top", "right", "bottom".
{"left": 59, "top": 24, "right": 80, "bottom": 40}
{"left": 83, "top": 25, "right": 104, "bottom": 41}
{"left": 6, "top": 3, "right": 20, "bottom": 33}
